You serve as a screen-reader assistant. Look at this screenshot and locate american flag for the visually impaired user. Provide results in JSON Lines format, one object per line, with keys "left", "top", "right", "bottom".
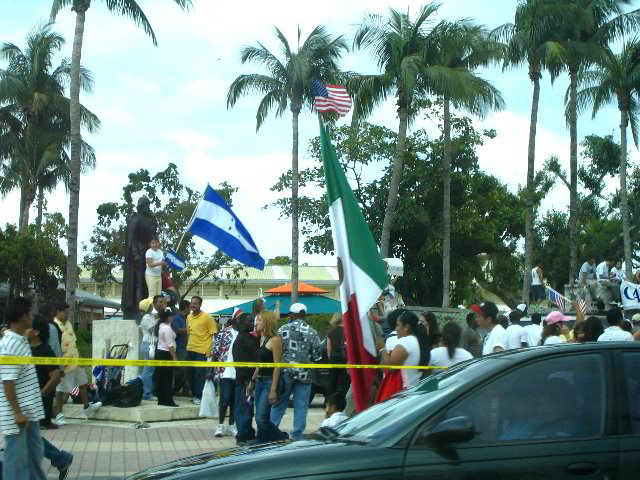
{"left": 312, "top": 80, "right": 352, "bottom": 116}
{"left": 547, "top": 287, "right": 566, "bottom": 311}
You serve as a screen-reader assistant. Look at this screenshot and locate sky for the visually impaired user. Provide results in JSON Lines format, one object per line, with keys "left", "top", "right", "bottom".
{"left": 0, "top": 0, "right": 636, "bottom": 268}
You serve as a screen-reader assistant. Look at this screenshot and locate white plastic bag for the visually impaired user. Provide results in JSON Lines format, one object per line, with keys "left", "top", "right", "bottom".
{"left": 199, "top": 379, "right": 218, "bottom": 418}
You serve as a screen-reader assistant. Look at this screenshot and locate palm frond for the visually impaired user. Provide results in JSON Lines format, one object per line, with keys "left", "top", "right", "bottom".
{"left": 103, "top": 0, "right": 158, "bottom": 46}
{"left": 347, "top": 73, "right": 392, "bottom": 118}
{"left": 240, "top": 44, "right": 288, "bottom": 81}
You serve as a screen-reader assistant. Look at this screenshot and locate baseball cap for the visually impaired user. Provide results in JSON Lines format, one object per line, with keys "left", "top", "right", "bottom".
{"left": 471, "top": 301, "right": 498, "bottom": 319}
{"left": 516, "top": 303, "right": 528, "bottom": 316}
{"left": 632, "top": 313, "right": 640, "bottom": 323}
{"left": 290, "top": 303, "right": 307, "bottom": 314}
{"left": 231, "top": 308, "right": 244, "bottom": 321}
{"left": 546, "top": 311, "right": 571, "bottom": 325}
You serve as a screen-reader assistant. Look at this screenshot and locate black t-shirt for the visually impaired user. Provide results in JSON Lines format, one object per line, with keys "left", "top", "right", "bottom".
{"left": 327, "top": 326, "right": 346, "bottom": 359}
{"left": 30, "top": 343, "right": 57, "bottom": 390}
{"left": 232, "top": 332, "right": 258, "bottom": 384}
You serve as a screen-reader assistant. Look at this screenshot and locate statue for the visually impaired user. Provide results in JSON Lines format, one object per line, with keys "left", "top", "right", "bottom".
{"left": 121, "top": 196, "right": 158, "bottom": 319}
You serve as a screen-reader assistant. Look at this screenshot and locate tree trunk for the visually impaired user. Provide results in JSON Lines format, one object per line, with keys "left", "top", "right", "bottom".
{"left": 18, "top": 185, "right": 35, "bottom": 234}
{"left": 568, "top": 66, "right": 578, "bottom": 285}
{"left": 36, "top": 185, "right": 44, "bottom": 230}
{"left": 291, "top": 108, "right": 300, "bottom": 304}
{"left": 522, "top": 65, "right": 541, "bottom": 303}
{"left": 380, "top": 108, "right": 408, "bottom": 258}
{"left": 620, "top": 106, "right": 633, "bottom": 279}
{"left": 65, "top": 6, "right": 87, "bottom": 324}
{"left": 442, "top": 95, "right": 452, "bottom": 307}
{"left": 18, "top": 186, "right": 27, "bottom": 233}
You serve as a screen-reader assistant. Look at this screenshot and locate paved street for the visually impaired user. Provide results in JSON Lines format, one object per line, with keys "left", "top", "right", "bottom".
{"left": 1, "top": 399, "right": 327, "bottom": 480}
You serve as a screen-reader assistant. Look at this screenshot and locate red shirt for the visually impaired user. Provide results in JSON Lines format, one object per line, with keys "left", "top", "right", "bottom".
{"left": 161, "top": 272, "right": 173, "bottom": 290}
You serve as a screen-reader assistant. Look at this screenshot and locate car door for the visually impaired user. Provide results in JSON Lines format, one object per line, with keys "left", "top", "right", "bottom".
{"left": 618, "top": 350, "right": 640, "bottom": 480}
{"left": 403, "top": 352, "right": 618, "bottom": 480}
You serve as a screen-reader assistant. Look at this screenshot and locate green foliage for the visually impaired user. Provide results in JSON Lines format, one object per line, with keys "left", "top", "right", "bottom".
{"left": 268, "top": 116, "right": 527, "bottom": 307}
{"left": 0, "top": 213, "right": 67, "bottom": 299}
{"left": 83, "top": 163, "right": 245, "bottom": 298}
{"left": 267, "top": 256, "right": 292, "bottom": 266}
{"left": 275, "top": 314, "right": 334, "bottom": 338}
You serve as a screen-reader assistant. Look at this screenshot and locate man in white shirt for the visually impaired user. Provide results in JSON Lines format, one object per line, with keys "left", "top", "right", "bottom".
{"left": 522, "top": 313, "right": 543, "bottom": 347}
{"left": 598, "top": 307, "right": 634, "bottom": 342}
{"left": 139, "top": 295, "right": 167, "bottom": 400}
{"left": 320, "top": 392, "right": 348, "bottom": 428}
{"left": 505, "top": 310, "right": 526, "bottom": 350}
{"left": 578, "top": 256, "right": 598, "bottom": 306}
{"left": 611, "top": 260, "right": 626, "bottom": 281}
{"left": 472, "top": 302, "right": 507, "bottom": 355}
{"left": 596, "top": 257, "right": 616, "bottom": 305}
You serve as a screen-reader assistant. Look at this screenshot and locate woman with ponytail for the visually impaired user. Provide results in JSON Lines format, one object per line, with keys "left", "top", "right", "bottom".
{"left": 376, "top": 311, "right": 429, "bottom": 392}
{"left": 428, "top": 322, "right": 473, "bottom": 368}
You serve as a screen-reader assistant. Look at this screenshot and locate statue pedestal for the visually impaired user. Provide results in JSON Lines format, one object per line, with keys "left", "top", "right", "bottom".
{"left": 92, "top": 319, "right": 140, "bottom": 383}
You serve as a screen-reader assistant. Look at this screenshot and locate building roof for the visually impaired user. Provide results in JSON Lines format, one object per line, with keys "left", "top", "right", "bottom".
{"left": 78, "top": 265, "right": 340, "bottom": 285}
{"left": 213, "top": 294, "right": 341, "bottom": 316}
{"left": 265, "top": 282, "right": 329, "bottom": 294}
{"left": 0, "top": 284, "right": 120, "bottom": 309}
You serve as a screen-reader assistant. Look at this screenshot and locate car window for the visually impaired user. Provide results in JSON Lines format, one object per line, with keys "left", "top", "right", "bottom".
{"left": 622, "top": 352, "right": 640, "bottom": 434}
{"left": 432, "top": 353, "right": 605, "bottom": 445}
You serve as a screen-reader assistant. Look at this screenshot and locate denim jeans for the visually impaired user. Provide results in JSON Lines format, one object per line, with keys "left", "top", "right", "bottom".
{"left": 234, "top": 382, "right": 255, "bottom": 442}
{"left": 3, "top": 421, "right": 47, "bottom": 480}
{"left": 186, "top": 351, "right": 207, "bottom": 399}
{"left": 270, "top": 374, "right": 312, "bottom": 440}
{"left": 43, "top": 437, "right": 72, "bottom": 471}
{"left": 141, "top": 340, "right": 155, "bottom": 400}
{"left": 255, "top": 378, "right": 288, "bottom": 444}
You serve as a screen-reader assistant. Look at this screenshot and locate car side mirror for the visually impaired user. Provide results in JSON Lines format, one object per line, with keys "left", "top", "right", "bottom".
{"left": 421, "top": 416, "right": 476, "bottom": 446}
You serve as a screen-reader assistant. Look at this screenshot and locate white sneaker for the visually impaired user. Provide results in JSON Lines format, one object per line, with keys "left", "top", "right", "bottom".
{"left": 55, "top": 413, "right": 66, "bottom": 426}
{"left": 84, "top": 401, "right": 102, "bottom": 417}
{"left": 214, "top": 424, "right": 225, "bottom": 437}
{"left": 191, "top": 398, "right": 201, "bottom": 406}
{"left": 226, "top": 424, "right": 237, "bottom": 437}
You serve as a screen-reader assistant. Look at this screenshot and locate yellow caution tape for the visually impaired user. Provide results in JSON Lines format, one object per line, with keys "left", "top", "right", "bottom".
{"left": 0, "top": 356, "right": 446, "bottom": 370}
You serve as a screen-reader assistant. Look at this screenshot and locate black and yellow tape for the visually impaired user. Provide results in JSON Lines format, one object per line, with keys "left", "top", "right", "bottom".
{"left": 0, "top": 357, "right": 446, "bottom": 370}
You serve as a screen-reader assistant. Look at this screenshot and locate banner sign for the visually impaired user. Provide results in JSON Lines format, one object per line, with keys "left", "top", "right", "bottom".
{"left": 620, "top": 280, "right": 640, "bottom": 310}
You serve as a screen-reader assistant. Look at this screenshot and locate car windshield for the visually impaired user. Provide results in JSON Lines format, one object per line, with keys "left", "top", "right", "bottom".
{"left": 333, "top": 358, "right": 498, "bottom": 442}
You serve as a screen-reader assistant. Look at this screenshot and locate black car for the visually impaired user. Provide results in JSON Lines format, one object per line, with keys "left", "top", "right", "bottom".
{"left": 127, "top": 342, "right": 640, "bottom": 479}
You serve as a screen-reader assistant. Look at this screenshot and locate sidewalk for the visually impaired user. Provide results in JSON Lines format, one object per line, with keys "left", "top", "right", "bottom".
{"left": 1, "top": 399, "right": 327, "bottom": 480}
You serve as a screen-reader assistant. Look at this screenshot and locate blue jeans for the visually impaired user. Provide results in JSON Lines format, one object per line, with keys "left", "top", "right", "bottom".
{"left": 234, "top": 382, "right": 255, "bottom": 442}
{"left": 141, "top": 340, "right": 155, "bottom": 399}
{"left": 270, "top": 374, "right": 312, "bottom": 440}
{"left": 43, "top": 438, "right": 72, "bottom": 471}
{"left": 186, "top": 351, "right": 207, "bottom": 399}
{"left": 3, "top": 421, "right": 47, "bottom": 480}
{"left": 255, "top": 378, "right": 288, "bottom": 444}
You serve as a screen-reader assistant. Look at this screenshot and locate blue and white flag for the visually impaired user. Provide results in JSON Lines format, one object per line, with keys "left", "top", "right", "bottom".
{"left": 189, "top": 185, "right": 265, "bottom": 270}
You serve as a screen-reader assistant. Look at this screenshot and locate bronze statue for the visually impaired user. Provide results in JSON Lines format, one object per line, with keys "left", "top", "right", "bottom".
{"left": 121, "top": 196, "right": 157, "bottom": 319}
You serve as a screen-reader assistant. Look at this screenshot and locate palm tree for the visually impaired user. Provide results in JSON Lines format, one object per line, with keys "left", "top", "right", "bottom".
{"left": 0, "top": 23, "right": 99, "bottom": 233}
{"left": 50, "top": 0, "right": 192, "bottom": 320}
{"left": 550, "top": 0, "right": 640, "bottom": 283}
{"left": 494, "top": 0, "right": 564, "bottom": 303}
{"left": 577, "top": 39, "right": 640, "bottom": 279}
{"left": 227, "top": 26, "right": 348, "bottom": 303}
{"left": 350, "top": 5, "right": 481, "bottom": 259}
{"left": 435, "top": 23, "right": 505, "bottom": 307}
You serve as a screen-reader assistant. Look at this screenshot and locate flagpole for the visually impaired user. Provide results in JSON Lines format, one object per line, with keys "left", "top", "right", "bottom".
{"left": 174, "top": 188, "right": 204, "bottom": 254}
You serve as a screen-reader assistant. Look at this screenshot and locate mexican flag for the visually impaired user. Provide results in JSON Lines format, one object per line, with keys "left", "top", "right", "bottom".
{"left": 319, "top": 121, "right": 388, "bottom": 412}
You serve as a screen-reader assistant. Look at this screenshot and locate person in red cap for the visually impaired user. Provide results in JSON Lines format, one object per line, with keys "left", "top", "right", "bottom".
{"left": 540, "top": 311, "right": 570, "bottom": 345}
{"left": 472, "top": 302, "right": 506, "bottom": 355}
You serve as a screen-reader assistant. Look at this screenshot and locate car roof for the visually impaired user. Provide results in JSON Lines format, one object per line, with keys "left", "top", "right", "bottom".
{"left": 484, "top": 341, "right": 640, "bottom": 362}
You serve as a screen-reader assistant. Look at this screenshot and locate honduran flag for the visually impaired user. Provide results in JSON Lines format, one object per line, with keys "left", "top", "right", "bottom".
{"left": 189, "top": 185, "right": 265, "bottom": 270}
{"left": 319, "top": 120, "right": 388, "bottom": 412}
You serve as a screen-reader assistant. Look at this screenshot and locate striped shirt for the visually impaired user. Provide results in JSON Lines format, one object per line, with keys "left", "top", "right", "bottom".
{"left": 0, "top": 331, "right": 44, "bottom": 435}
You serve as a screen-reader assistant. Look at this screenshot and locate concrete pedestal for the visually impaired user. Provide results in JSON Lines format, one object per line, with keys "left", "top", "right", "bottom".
{"left": 92, "top": 319, "right": 140, "bottom": 383}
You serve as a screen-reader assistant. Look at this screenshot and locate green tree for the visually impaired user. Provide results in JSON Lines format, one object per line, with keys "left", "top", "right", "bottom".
{"left": 349, "top": 4, "right": 453, "bottom": 259}
{"left": 548, "top": 0, "right": 640, "bottom": 283}
{"left": 494, "top": 0, "right": 565, "bottom": 303}
{"left": 83, "top": 163, "right": 243, "bottom": 300}
{"left": 0, "top": 23, "right": 99, "bottom": 232}
{"left": 50, "top": 0, "right": 192, "bottom": 322}
{"left": 267, "top": 256, "right": 292, "bottom": 266}
{"left": 431, "top": 23, "right": 504, "bottom": 307}
{"left": 0, "top": 213, "right": 67, "bottom": 301}
{"left": 227, "top": 25, "right": 347, "bottom": 304}
{"left": 577, "top": 39, "right": 640, "bottom": 279}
